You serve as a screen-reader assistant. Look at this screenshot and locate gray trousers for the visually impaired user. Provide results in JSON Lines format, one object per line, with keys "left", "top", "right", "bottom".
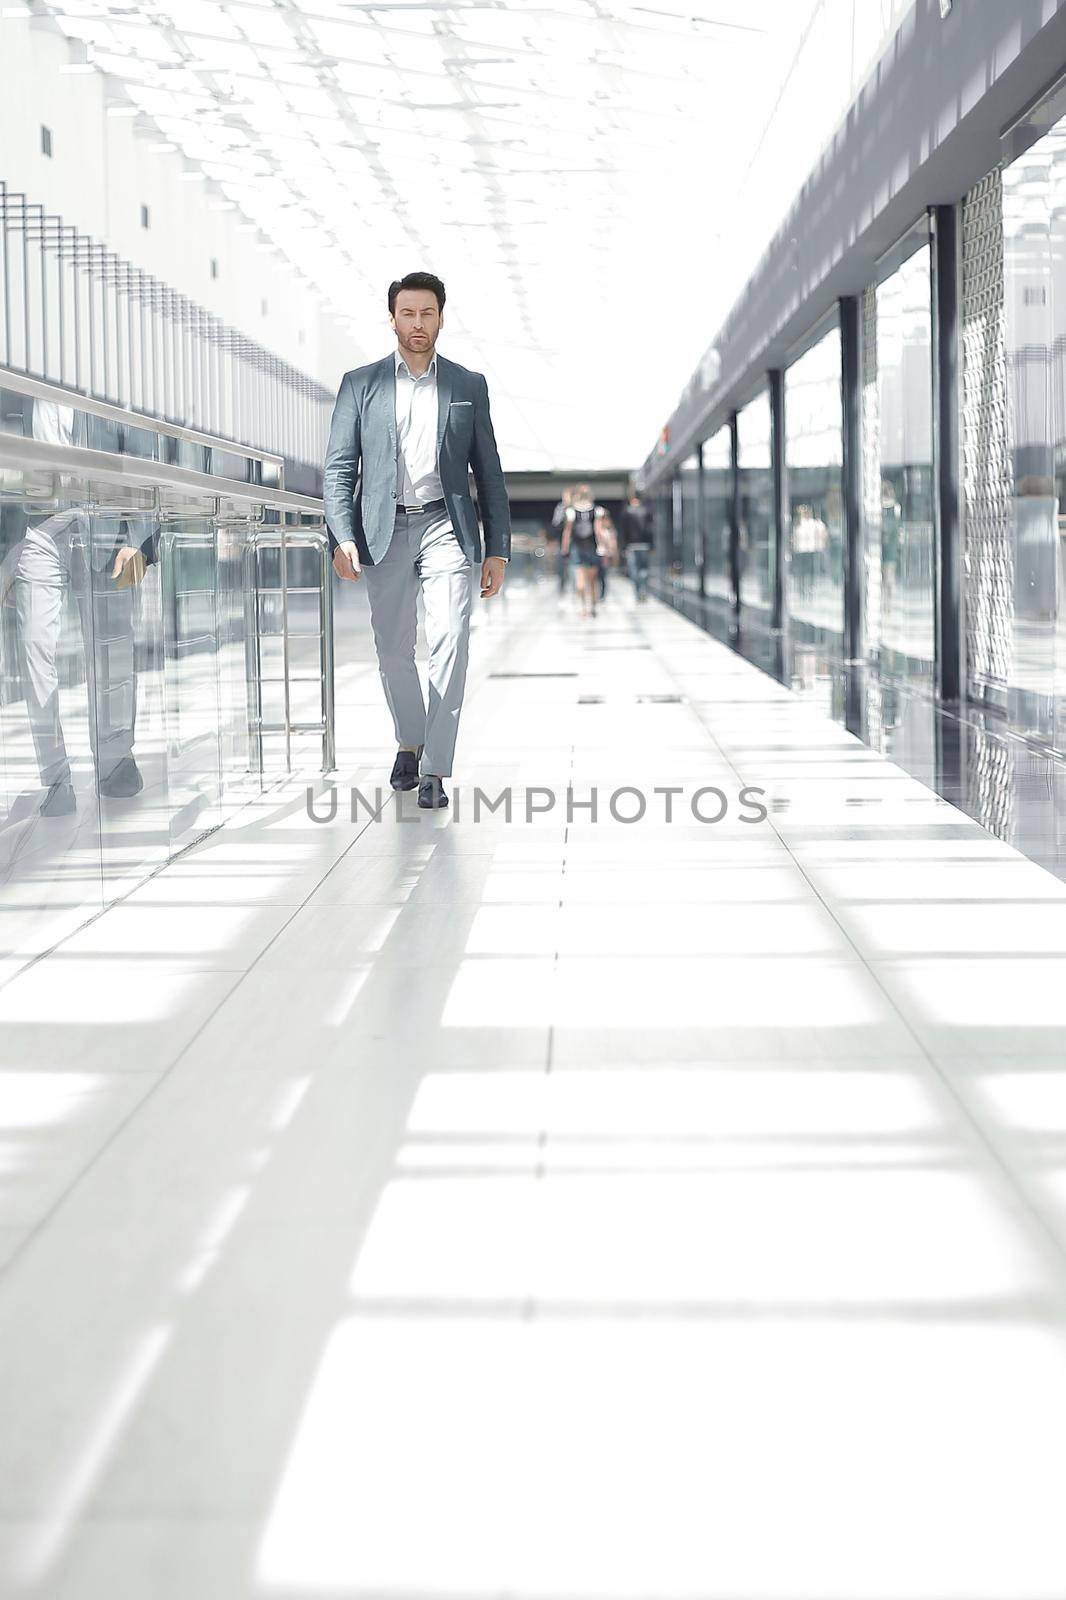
{"left": 13, "top": 514, "right": 136, "bottom": 787}
{"left": 363, "top": 508, "right": 473, "bottom": 779}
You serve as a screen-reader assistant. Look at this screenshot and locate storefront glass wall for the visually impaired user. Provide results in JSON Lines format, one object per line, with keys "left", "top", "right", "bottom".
{"left": 875, "top": 240, "right": 935, "bottom": 684}
{"left": 680, "top": 452, "right": 701, "bottom": 593}
{"left": 670, "top": 474, "right": 683, "bottom": 583}
{"left": 1003, "top": 117, "right": 1066, "bottom": 750}
{"left": 786, "top": 323, "right": 845, "bottom": 643}
{"left": 702, "top": 426, "right": 732, "bottom": 601}
{"left": 737, "top": 389, "right": 774, "bottom": 612}
{"left": 649, "top": 481, "right": 672, "bottom": 581}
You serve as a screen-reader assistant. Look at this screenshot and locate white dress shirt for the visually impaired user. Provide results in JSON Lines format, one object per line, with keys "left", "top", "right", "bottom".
{"left": 392, "top": 347, "right": 508, "bottom": 561}
{"left": 395, "top": 349, "right": 443, "bottom": 505}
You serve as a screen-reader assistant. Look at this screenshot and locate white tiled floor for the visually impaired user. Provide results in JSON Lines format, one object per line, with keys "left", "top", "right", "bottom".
{"left": 2, "top": 576, "right": 1066, "bottom": 1598}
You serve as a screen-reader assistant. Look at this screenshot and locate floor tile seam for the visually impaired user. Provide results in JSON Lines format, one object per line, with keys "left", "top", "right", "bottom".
{"left": 535, "top": 739, "right": 573, "bottom": 1186}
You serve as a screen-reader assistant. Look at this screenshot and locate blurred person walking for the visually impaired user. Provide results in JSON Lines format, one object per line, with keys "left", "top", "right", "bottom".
{"left": 561, "top": 484, "right": 608, "bottom": 619}
{"left": 620, "top": 490, "right": 654, "bottom": 603}
{"left": 597, "top": 507, "right": 618, "bottom": 602}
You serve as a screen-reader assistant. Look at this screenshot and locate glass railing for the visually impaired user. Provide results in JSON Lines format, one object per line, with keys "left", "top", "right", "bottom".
{"left": 0, "top": 372, "right": 333, "bottom": 974}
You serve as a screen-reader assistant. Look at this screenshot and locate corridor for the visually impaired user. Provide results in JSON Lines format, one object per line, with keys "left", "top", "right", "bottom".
{"left": 1, "top": 574, "right": 1066, "bottom": 1597}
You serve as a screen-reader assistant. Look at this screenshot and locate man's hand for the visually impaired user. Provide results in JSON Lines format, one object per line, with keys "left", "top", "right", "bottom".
{"left": 332, "top": 540, "right": 362, "bottom": 582}
{"left": 111, "top": 546, "right": 148, "bottom": 588}
{"left": 480, "top": 556, "right": 506, "bottom": 599}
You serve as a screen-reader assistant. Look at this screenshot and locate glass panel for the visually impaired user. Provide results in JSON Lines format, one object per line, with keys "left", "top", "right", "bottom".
{"left": 0, "top": 463, "right": 106, "bottom": 966}
{"left": 667, "top": 476, "right": 683, "bottom": 590}
{"left": 786, "top": 323, "right": 845, "bottom": 645}
{"left": 1003, "top": 120, "right": 1066, "bottom": 750}
{"left": 737, "top": 389, "right": 773, "bottom": 612}
{"left": 158, "top": 511, "right": 223, "bottom": 856}
{"left": 702, "top": 426, "right": 732, "bottom": 602}
{"left": 216, "top": 516, "right": 258, "bottom": 814}
{"left": 0, "top": 387, "right": 328, "bottom": 953}
{"left": 680, "top": 454, "right": 700, "bottom": 594}
{"left": 876, "top": 241, "right": 935, "bottom": 685}
{"left": 92, "top": 492, "right": 170, "bottom": 897}
{"left": 259, "top": 636, "right": 322, "bottom": 679}
{"left": 288, "top": 680, "right": 324, "bottom": 725}
{"left": 655, "top": 482, "right": 674, "bottom": 586}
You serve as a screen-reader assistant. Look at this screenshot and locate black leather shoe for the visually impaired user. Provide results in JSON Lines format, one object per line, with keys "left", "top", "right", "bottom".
{"left": 40, "top": 778, "right": 76, "bottom": 817}
{"left": 417, "top": 775, "right": 449, "bottom": 809}
{"left": 97, "top": 757, "right": 144, "bottom": 798}
{"left": 390, "top": 746, "right": 423, "bottom": 790}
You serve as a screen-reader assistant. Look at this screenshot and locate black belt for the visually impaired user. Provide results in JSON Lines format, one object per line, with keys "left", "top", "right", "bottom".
{"left": 396, "top": 497, "right": 446, "bottom": 515}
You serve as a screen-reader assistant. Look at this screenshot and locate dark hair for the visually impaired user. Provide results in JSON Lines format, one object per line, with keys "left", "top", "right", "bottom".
{"left": 388, "top": 272, "right": 446, "bottom": 315}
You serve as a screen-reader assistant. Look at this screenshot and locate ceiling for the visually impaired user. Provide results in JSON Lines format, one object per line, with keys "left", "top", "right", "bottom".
{"left": 34, "top": 0, "right": 909, "bottom": 469}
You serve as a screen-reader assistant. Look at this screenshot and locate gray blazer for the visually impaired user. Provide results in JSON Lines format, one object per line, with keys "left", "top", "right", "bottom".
{"left": 323, "top": 352, "right": 511, "bottom": 565}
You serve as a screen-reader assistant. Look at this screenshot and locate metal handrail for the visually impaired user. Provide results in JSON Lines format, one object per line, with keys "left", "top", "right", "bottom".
{"left": 0, "top": 365, "right": 285, "bottom": 476}
{"left": 0, "top": 430, "right": 320, "bottom": 513}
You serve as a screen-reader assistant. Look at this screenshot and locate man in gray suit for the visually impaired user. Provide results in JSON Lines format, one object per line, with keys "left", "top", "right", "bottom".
{"left": 324, "top": 271, "right": 511, "bottom": 809}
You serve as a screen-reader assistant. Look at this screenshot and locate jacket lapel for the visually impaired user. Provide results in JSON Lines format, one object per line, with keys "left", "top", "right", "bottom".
{"left": 379, "top": 354, "right": 397, "bottom": 451}
{"left": 435, "top": 356, "right": 453, "bottom": 458}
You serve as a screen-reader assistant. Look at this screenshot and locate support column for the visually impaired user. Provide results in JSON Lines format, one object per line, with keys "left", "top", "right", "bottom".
{"left": 696, "top": 440, "right": 706, "bottom": 598}
{"left": 729, "top": 411, "right": 741, "bottom": 622}
{"left": 932, "top": 202, "right": 962, "bottom": 703}
{"left": 769, "top": 368, "right": 787, "bottom": 634}
{"left": 840, "top": 295, "right": 863, "bottom": 663}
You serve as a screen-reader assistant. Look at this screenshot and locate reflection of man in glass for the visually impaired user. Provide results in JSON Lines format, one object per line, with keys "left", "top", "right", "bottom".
{"left": 791, "top": 504, "right": 826, "bottom": 595}
{"left": 880, "top": 476, "right": 902, "bottom": 615}
{"left": 824, "top": 484, "right": 843, "bottom": 583}
{"left": 1013, "top": 472, "right": 1058, "bottom": 626}
{"left": 6, "top": 401, "right": 157, "bottom": 816}
{"left": 738, "top": 513, "right": 750, "bottom": 579}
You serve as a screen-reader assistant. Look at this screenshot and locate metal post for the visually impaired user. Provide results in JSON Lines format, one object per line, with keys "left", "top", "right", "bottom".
{"left": 86, "top": 238, "right": 98, "bottom": 396}
{"left": 20, "top": 195, "right": 31, "bottom": 373}
{"left": 100, "top": 244, "right": 111, "bottom": 400}
{"left": 247, "top": 536, "right": 265, "bottom": 777}
{"left": 1, "top": 182, "right": 11, "bottom": 367}
{"left": 769, "top": 367, "right": 787, "bottom": 633}
{"left": 280, "top": 522, "right": 292, "bottom": 773}
{"left": 138, "top": 270, "right": 148, "bottom": 414}
{"left": 840, "top": 295, "right": 863, "bottom": 662}
{"left": 321, "top": 540, "right": 336, "bottom": 772}
{"left": 932, "top": 202, "right": 962, "bottom": 703}
{"left": 72, "top": 233, "right": 83, "bottom": 393}
{"left": 37, "top": 206, "right": 48, "bottom": 379}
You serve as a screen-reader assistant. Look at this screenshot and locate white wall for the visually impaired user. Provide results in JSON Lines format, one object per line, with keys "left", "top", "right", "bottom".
{"left": 0, "top": 16, "right": 364, "bottom": 393}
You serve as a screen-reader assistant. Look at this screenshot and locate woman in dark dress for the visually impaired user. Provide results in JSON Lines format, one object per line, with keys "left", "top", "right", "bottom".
{"left": 561, "top": 484, "right": 607, "bottom": 618}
